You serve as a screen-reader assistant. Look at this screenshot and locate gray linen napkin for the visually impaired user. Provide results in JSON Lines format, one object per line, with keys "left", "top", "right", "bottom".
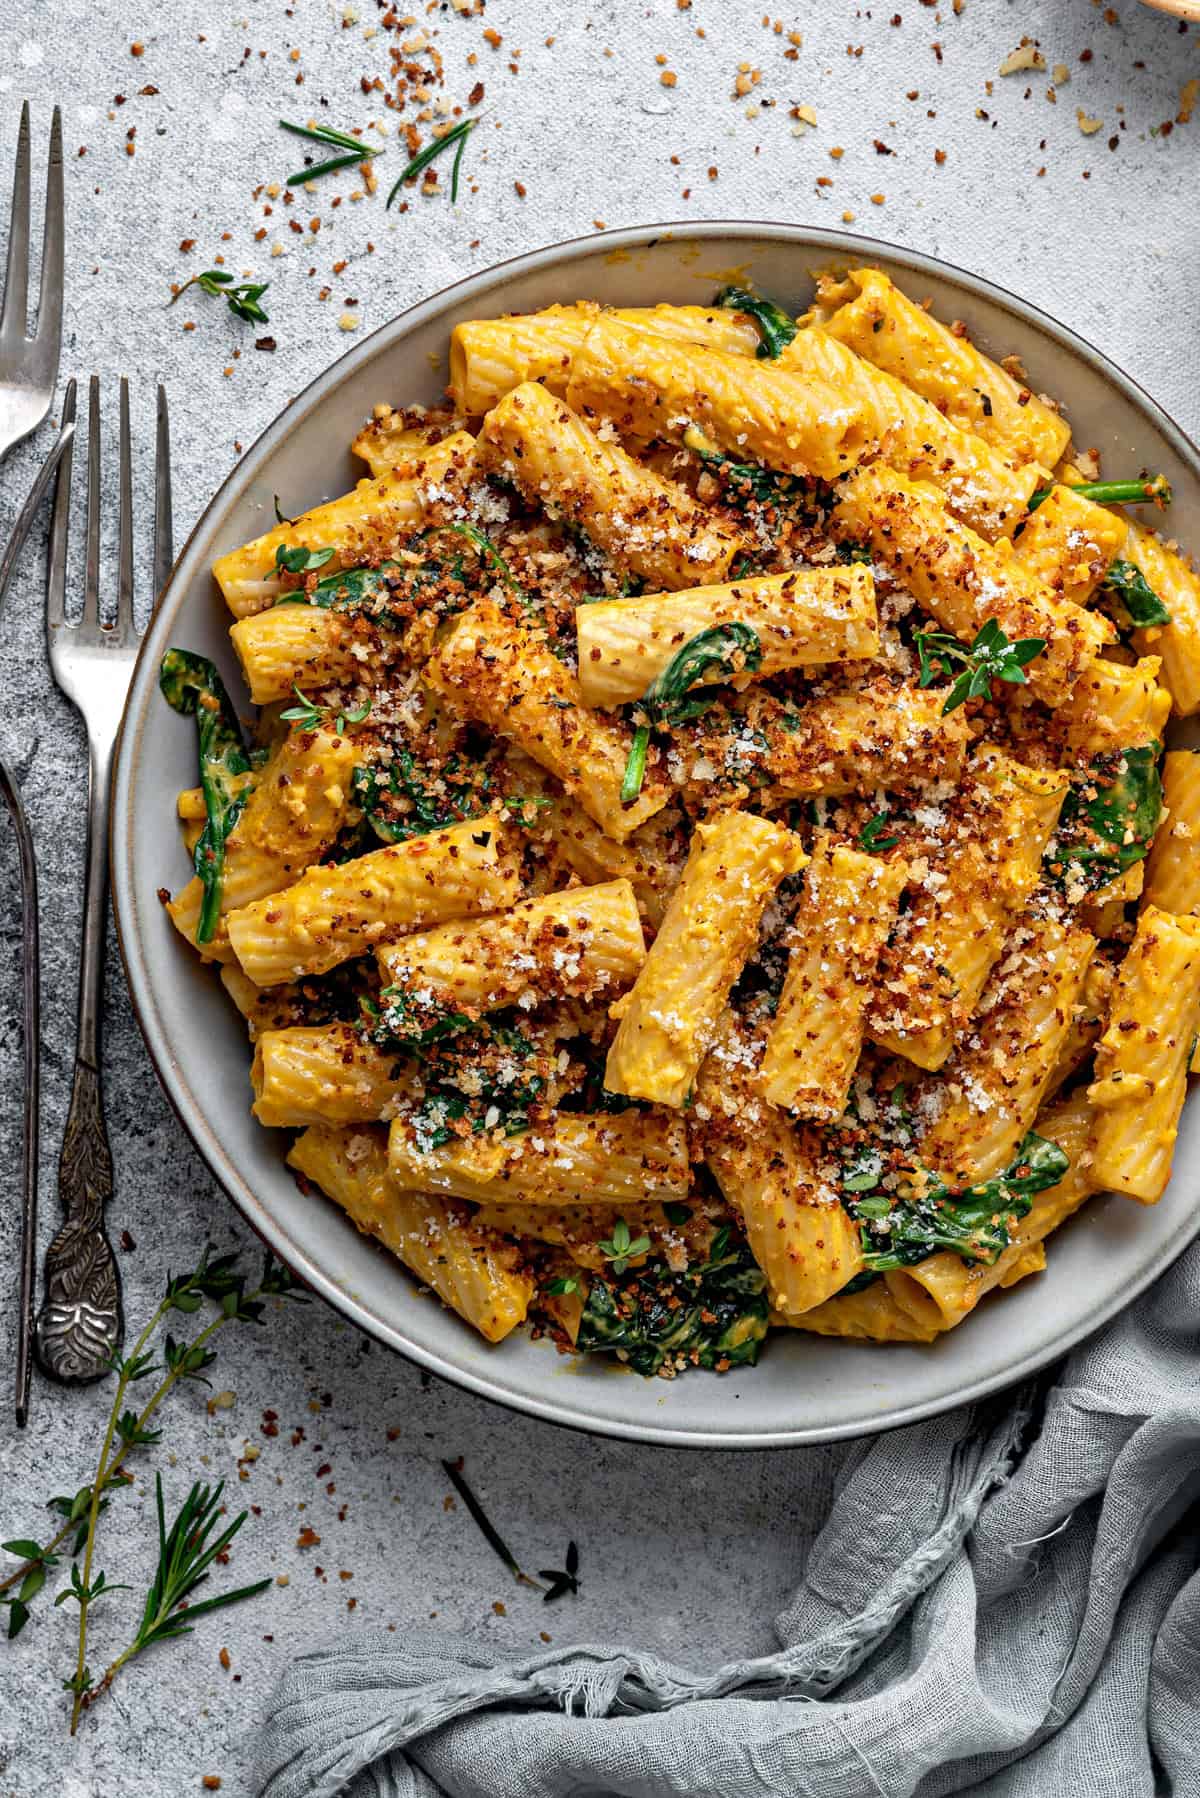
{"left": 255, "top": 1244, "right": 1200, "bottom": 1798}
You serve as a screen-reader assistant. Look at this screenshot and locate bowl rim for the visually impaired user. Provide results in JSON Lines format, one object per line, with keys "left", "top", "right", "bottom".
{"left": 111, "top": 219, "right": 1200, "bottom": 1448}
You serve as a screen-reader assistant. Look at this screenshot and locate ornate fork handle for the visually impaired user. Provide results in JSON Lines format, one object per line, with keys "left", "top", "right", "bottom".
{"left": 35, "top": 726, "right": 123, "bottom": 1382}
{"left": 35, "top": 1058, "right": 122, "bottom": 1381}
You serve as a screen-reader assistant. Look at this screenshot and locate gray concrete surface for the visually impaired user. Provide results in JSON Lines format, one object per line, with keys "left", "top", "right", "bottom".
{"left": 0, "top": 1, "right": 1196, "bottom": 1792}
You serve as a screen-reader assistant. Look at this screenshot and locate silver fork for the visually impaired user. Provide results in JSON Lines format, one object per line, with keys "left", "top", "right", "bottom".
{"left": 34, "top": 375, "right": 173, "bottom": 1383}
{"left": 0, "top": 101, "right": 64, "bottom": 463}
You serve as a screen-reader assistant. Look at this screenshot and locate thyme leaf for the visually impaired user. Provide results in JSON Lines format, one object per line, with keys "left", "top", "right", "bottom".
{"left": 914, "top": 618, "right": 1045, "bottom": 714}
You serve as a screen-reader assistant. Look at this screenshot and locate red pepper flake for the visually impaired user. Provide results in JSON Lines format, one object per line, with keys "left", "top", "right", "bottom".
{"left": 202, "top": 1781, "right": 222, "bottom": 1792}
{"left": 255, "top": 336, "right": 276, "bottom": 352}
{"left": 934, "top": 148, "right": 947, "bottom": 164}
{"left": 707, "top": 164, "right": 718, "bottom": 179}
{"left": 131, "top": 40, "right": 145, "bottom": 56}
{"left": 468, "top": 81, "right": 484, "bottom": 105}
{"left": 514, "top": 180, "right": 526, "bottom": 197}
{"left": 483, "top": 27, "right": 502, "bottom": 47}
{"left": 119, "top": 1229, "right": 137, "bottom": 1251}
{"left": 873, "top": 138, "right": 894, "bottom": 154}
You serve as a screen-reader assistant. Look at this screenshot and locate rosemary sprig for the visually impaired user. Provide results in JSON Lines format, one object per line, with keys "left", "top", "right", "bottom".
{"left": 386, "top": 116, "right": 476, "bottom": 209}
{"left": 281, "top": 117, "right": 379, "bottom": 187}
{"left": 79, "top": 1476, "right": 269, "bottom": 1715}
{"left": 169, "top": 270, "right": 270, "bottom": 325}
{"left": 0, "top": 1247, "right": 305, "bottom": 1732}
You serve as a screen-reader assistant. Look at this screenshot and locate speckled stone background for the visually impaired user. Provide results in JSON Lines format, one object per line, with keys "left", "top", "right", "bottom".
{"left": 0, "top": 2, "right": 1196, "bottom": 1793}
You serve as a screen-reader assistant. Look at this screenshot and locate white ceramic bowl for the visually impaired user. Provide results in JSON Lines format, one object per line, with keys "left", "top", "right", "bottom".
{"left": 112, "top": 224, "right": 1200, "bottom": 1447}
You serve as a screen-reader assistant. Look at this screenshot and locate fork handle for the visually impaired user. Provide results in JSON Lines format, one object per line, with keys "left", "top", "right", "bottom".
{"left": 34, "top": 730, "right": 123, "bottom": 1382}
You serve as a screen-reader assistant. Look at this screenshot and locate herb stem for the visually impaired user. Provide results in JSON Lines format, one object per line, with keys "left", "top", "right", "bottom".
{"left": 386, "top": 116, "right": 475, "bottom": 210}
{"left": 621, "top": 725, "right": 650, "bottom": 805}
{"left": 1028, "top": 475, "right": 1172, "bottom": 513}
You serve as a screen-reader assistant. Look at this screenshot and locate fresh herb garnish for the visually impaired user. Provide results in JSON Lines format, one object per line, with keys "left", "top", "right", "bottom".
{"left": 543, "top": 1275, "right": 581, "bottom": 1297}
{"left": 159, "top": 650, "right": 252, "bottom": 944}
{"left": 0, "top": 1247, "right": 304, "bottom": 1727}
{"left": 440, "top": 1460, "right": 543, "bottom": 1590}
{"left": 274, "top": 543, "right": 336, "bottom": 576}
{"left": 386, "top": 116, "right": 476, "bottom": 209}
{"left": 1100, "top": 559, "right": 1171, "bottom": 629}
{"left": 538, "top": 1541, "right": 580, "bottom": 1604}
{"left": 858, "top": 812, "right": 900, "bottom": 853}
{"left": 1028, "top": 475, "right": 1172, "bottom": 513}
{"left": 713, "top": 283, "right": 798, "bottom": 359}
{"left": 914, "top": 618, "right": 1045, "bottom": 714}
{"left": 597, "top": 1218, "right": 652, "bottom": 1275}
{"left": 168, "top": 270, "right": 270, "bottom": 326}
{"left": 280, "top": 685, "right": 371, "bottom": 736}
{"left": 845, "top": 1132, "right": 1068, "bottom": 1272}
{"left": 835, "top": 540, "right": 873, "bottom": 565}
{"left": 576, "top": 1230, "right": 769, "bottom": 1377}
{"left": 280, "top": 117, "right": 378, "bottom": 187}
{"left": 1050, "top": 744, "right": 1163, "bottom": 893}
{"left": 621, "top": 621, "right": 763, "bottom": 803}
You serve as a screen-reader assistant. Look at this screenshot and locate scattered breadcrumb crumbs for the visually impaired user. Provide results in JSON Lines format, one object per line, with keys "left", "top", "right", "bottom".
{"left": 218, "top": 1647, "right": 231, "bottom": 1671}
{"left": 934, "top": 148, "right": 947, "bottom": 164}
{"left": 842, "top": 209, "right": 855, "bottom": 221}
{"left": 492, "top": 1600, "right": 507, "bottom": 1615}
{"left": 870, "top": 192, "right": 885, "bottom": 205}
{"left": 792, "top": 104, "right": 817, "bottom": 128}
{"left": 338, "top": 312, "right": 360, "bottom": 331}
{"left": 1052, "top": 63, "right": 1071, "bottom": 85}
{"left": 130, "top": 40, "right": 144, "bottom": 56}
{"left": 1180, "top": 80, "right": 1198, "bottom": 126}
{"left": 998, "top": 41, "right": 1045, "bottom": 76}
{"left": 201, "top": 1781, "right": 222, "bottom": 1793}
{"left": 297, "top": 1527, "right": 321, "bottom": 1548}
{"left": 1077, "top": 108, "right": 1103, "bottom": 135}
{"left": 660, "top": 70, "right": 677, "bottom": 87}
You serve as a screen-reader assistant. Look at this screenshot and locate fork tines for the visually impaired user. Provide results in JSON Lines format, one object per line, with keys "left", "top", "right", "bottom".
{"left": 0, "top": 102, "right": 63, "bottom": 460}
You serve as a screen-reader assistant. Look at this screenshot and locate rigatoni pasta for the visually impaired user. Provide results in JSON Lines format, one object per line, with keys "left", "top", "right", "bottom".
{"left": 159, "top": 262, "right": 1199, "bottom": 1380}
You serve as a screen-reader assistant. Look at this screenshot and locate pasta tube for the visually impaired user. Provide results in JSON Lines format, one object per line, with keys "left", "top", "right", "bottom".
{"left": 778, "top": 324, "right": 1038, "bottom": 540}
{"left": 477, "top": 382, "right": 743, "bottom": 592}
{"left": 1127, "top": 523, "right": 1200, "bottom": 716}
{"left": 1144, "top": 751, "right": 1200, "bottom": 915}
{"left": 168, "top": 727, "right": 358, "bottom": 962}
{"left": 778, "top": 1283, "right": 940, "bottom": 1344}
{"left": 424, "top": 600, "right": 672, "bottom": 841}
{"left": 831, "top": 465, "right": 1111, "bottom": 705}
{"left": 350, "top": 413, "right": 467, "bottom": 478}
{"left": 760, "top": 836, "right": 908, "bottom": 1120}
{"left": 212, "top": 432, "right": 475, "bottom": 617}
{"left": 252, "top": 1025, "right": 418, "bottom": 1127}
{"left": 1013, "top": 482, "right": 1127, "bottom": 602}
{"left": 886, "top": 1089, "right": 1097, "bottom": 1333}
{"left": 289, "top": 1124, "right": 532, "bottom": 1342}
{"left": 868, "top": 749, "right": 1069, "bottom": 1070}
{"left": 376, "top": 880, "right": 646, "bottom": 1020}
{"left": 230, "top": 604, "right": 374, "bottom": 705}
{"left": 226, "top": 815, "right": 519, "bottom": 987}
{"left": 387, "top": 1109, "right": 690, "bottom": 1209}
{"left": 565, "top": 315, "right": 873, "bottom": 482}
{"left": 1044, "top": 953, "right": 1116, "bottom": 1097}
{"left": 1088, "top": 904, "right": 1200, "bottom": 1202}
{"left": 605, "top": 810, "right": 806, "bottom": 1106}
{"left": 916, "top": 916, "right": 1096, "bottom": 1183}
{"left": 575, "top": 566, "right": 878, "bottom": 709}
{"left": 753, "top": 681, "right": 972, "bottom": 802}
{"left": 811, "top": 266, "right": 1072, "bottom": 469}
{"left": 695, "top": 1021, "right": 864, "bottom": 1314}
{"left": 1055, "top": 654, "right": 1170, "bottom": 760}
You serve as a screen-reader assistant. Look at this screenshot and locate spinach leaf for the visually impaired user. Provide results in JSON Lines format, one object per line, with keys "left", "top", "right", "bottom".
{"left": 621, "top": 621, "right": 763, "bottom": 803}
{"left": 351, "top": 751, "right": 489, "bottom": 846}
{"left": 713, "top": 283, "right": 798, "bottom": 360}
{"left": 682, "top": 425, "right": 811, "bottom": 516}
{"left": 1050, "top": 744, "right": 1163, "bottom": 893}
{"left": 1101, "top": 559, "right": 1171, "bottom": 629}
{"left": 159, "top": 650, "right": 251, "bottom": 944}
{"left": 846, "top": 1132, "right": 1069, "bottom": 1272}
{"left": 574, "top": 1231, "right": 769, "bottom": 1376}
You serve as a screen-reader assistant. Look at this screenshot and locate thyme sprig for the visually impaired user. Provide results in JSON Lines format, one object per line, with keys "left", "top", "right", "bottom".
{"left": 281, "top": 117, "right": 379, "bottom": 187}
{"left": 442, "top": 1462, "right": 580, "bottom": 1605}
{"left": 914, "top": 618, "right": 1045, "bottom": 715}
{"left": 280, "top": 684, "right": 372, "bottom": 736}
{"left": 386, "top": 115, "right": 476, "bottom": 208}
{"left": 0, "top": 1247, "right": 305, "bottom": 1732}
{"left": 597, "top": 1217, "right": 652, "bottom": 1275}
{"left": 169, "top": 270, "right": 270, "bottom": 326}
